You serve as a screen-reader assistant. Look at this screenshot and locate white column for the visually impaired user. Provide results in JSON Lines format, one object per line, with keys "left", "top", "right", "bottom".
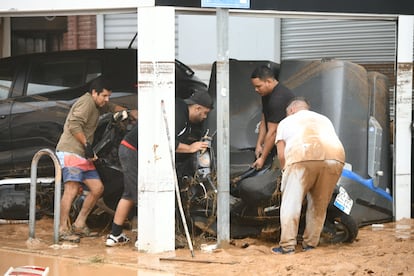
{"left": 216, "top": 8, "right": 230, "bottom": 246}
{"left": 394, "top": 15, "right": 413, "bottom": 220}
{"left": 96, "top": 14, "right": 104, "bottom": 49}
{"left": 137, "top": 6, "right": 176, "bottom": 253}
{"left": 273, "top": 18, "right": 281, "bottom": 64}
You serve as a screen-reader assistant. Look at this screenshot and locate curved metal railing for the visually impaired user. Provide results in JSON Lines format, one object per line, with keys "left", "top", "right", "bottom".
{"left": 29, "top": 148, "right": 61, "bottom": 244}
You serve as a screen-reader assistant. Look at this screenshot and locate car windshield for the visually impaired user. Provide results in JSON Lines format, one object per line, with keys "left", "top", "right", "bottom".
{"left": 27, "top": 59, "right": 102, "bottom": 95}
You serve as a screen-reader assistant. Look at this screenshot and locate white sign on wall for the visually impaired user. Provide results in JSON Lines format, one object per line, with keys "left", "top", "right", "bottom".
{"left": 201, "top": 0, "right": 250, "bottom": 9}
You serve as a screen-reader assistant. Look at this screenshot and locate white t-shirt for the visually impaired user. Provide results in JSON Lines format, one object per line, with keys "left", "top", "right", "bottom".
{"left": 276, "top": 109, "right": 345, "bottom": 166}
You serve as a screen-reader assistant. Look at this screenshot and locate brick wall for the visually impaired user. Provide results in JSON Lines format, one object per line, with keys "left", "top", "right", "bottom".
{"left": 62, "top": 15, "right": 96, "bottom": 50}
{"left": 361, "top": 62, "right": 414, "bottom": 109}
{"left": 361, "top": 63, "right": 396, "bottom": 88}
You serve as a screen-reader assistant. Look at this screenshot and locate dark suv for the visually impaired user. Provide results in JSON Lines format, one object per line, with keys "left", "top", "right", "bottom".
{"left": 0, "top": 49, "right": 207, "bottom": 178}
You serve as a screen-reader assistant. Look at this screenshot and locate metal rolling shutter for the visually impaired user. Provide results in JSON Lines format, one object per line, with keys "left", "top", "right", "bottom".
{"left": 281, "top": 18, "right": 396, "bottom": 63}
{"left": 281, "top": 18, "right": 399, "bottom": 119}
{"left": 103, "top": 13, "right": 179, "bottom": 57}
{"left": 103, "top": 13, "right": 137, "bottom": 49}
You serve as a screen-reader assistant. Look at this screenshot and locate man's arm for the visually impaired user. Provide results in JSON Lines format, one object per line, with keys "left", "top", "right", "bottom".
{"left": 67, "top": 100, "right": 92, "bottom": 152}
{"left": 176, "top": 141, "right": 208, "bottom": 154}
{"left": 72, "top": 131, "right": 87, "bottom": 146}
{"left": 276, "top": 139, "right": 286, "bottom": 169}
{"left": 71, "top": 131, "right": 97, "bottom": 161}
{"left": 113, "top": 105, "right": 126, "bottom": 112}
{"left": 253, "top": 121, "right": 278, "bottom": 170}
{"left": 255, "top": 114, "right": 266, "bottom": 158}
{"left": 107, "top": 102, "right": 138, "bottom": 119}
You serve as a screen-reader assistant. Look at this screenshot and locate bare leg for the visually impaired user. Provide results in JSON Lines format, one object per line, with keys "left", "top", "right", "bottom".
{"left": 113, "top": 199, "right": 134, "bottom": 226}
{"left": 72, "top": 178, "right": 104, "bottom": 229}
{"left": 59, "top": 181, "right": 80, "bottom": 232}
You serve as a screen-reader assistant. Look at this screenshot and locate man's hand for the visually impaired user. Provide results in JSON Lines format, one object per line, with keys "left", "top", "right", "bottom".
{"left": 84, "top": 142, "right": 97, "bottom": 160}
{"left": 252, "top": 156, "right": 265, "bottom": 170}
{"left": 190, "top": 141, "right": 209, "bottom": 153}
{"left": 255, "top": 145, "right": 263, "bottom": 159}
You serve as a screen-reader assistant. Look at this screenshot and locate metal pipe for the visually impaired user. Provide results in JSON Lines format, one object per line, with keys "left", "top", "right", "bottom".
{"left": 160, "top": 100, "right": 195, "bottom": 257}
{"left": 29, "top": 148, "right": 62, "bottom": 244}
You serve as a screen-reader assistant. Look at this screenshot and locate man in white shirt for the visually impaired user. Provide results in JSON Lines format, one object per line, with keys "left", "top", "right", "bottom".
{"left": 272, "top": 97, "right": 345, "bottom": 254}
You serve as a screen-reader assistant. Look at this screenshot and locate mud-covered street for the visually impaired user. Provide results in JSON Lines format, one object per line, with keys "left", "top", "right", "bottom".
{"left": 0, "top": 217, "right": 413, "bottom": 275}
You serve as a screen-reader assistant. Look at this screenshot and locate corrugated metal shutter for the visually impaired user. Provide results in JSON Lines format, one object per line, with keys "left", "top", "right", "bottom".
{"left": 103, "top": 13, "right": 179, "bottom": 57}
{"left": 281, "top": 19, "right": 396, "bottom": 63}
{"left": 103, "top": 13, "right": 137, "bottom": 49}
{"left": 281, "top": 18, "right": 401, "bottom": 120}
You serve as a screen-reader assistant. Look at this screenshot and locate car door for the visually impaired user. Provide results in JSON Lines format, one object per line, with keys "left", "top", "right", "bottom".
{"left": 0, "top": 99, "right": 12, "bottom": 174}
{"left": 0, "top": 59, "right": 19, "bottom": 176}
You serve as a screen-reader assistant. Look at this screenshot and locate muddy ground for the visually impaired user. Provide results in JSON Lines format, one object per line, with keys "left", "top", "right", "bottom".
{"left": 0, "top": 217, "right": 413, "bottom": 275}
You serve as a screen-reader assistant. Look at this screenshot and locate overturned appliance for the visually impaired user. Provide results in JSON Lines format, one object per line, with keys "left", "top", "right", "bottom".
{"left": 207, "top": 58, "right": 393, "bottom": 228}
{"left": 279, "top": 59, "right": 393, "bottom": 226}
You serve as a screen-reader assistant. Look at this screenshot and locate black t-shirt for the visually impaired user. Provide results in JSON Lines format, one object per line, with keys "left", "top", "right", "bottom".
{"left": 175, "top": 98, "right": 190, "bottom": 150}
{"left": 262, "top": 83, "right": 295, "bottom": 126}
{"left": 175, "top": 98, "right": 205, "bottom": 162}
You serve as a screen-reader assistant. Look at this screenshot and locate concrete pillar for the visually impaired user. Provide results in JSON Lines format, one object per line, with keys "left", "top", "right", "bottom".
{"left": 216, "top": 8, "right": 230, "bottom": 246}
{"left": 137, "top": 6, "right": 176, "bottom": 253}
{"left": 394, "top": 15, "right": 413, "bottom": 220}
{"left": 96, "top": 14, "right": 104, "bottom": 49}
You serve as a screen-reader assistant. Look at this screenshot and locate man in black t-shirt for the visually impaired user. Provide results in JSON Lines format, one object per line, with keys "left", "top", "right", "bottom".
{"left": 175, "top": 90, "right": 213, "bottom": 180}
{"left": 250, "top": 65, "right": 295, "bottom": 170}
{"left": 106, "top": 123, "right": 138, "bottom": 247}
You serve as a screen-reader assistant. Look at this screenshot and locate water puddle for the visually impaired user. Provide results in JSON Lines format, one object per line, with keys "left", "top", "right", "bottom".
{"left": 0, "top": 249, "right": 172, "bottom": 276}
{"left": 394, "top": 224, "right": 412, "bottom": 239}
{"left": 370, "top": 219, "right": 413, "bottom": 240}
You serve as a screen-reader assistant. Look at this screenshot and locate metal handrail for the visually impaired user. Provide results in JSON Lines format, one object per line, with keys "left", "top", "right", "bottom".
{"left": 29, "top": 148, "right": 61, "bottom": 244}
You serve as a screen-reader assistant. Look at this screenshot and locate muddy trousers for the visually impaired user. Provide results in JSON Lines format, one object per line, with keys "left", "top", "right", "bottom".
{"left": 279, "top": 160, "right": 344, "bottom": 250}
